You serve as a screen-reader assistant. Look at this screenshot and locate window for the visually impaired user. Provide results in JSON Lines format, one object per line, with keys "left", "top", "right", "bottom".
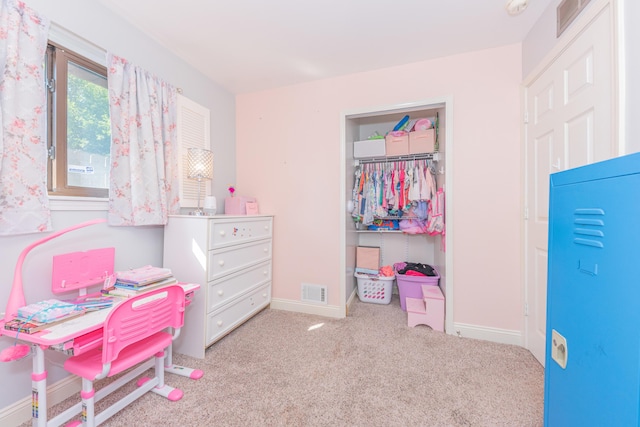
{"left": 46, "top": 42, "right": 111, "bottom": 198}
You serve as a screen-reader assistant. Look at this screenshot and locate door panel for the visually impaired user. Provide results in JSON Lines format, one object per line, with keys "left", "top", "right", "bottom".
{"left": 524, "top": 4, "right": 615, "bottom": 365}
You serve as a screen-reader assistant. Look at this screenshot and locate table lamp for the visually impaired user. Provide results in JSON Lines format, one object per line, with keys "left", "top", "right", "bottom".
{"left": 187, "top": 148, "right": 213, "bottom": 216}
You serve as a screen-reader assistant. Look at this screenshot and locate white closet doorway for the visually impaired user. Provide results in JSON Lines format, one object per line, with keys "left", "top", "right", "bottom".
{"left": 340, "top": 98, "right": 454, "bottom": 333}
{"left": 523, "top": 0, "right": 619, "bottom": 365}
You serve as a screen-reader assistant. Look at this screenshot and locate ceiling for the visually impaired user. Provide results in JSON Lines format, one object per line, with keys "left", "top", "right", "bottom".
{"left": 99, "top": 0, "right": 555, "bottom": 94}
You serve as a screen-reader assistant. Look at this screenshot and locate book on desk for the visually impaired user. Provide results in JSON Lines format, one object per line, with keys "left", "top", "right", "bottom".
{"left": 102, "top": 275, "right": 178, "bottom": 297}
{"left": 4, "top": 309, "right": 86, "bottom": 334}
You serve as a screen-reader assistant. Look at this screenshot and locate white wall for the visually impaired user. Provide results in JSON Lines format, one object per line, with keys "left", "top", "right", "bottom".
{"left": 521, "top": 0, "right": 560, "bottom": 77}
{"left": 0, "top": 0, "right": 235, "bottom": 414}
{"left": 623, "top": 0, "right": 640, "bottom": 152}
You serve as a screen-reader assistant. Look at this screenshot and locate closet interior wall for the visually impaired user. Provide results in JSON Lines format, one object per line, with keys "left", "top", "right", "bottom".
{"left": 345, "top": 103, "right": 447, "bottom": 303}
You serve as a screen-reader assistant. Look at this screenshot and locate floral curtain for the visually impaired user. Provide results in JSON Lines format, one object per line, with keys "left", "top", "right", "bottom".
{"left": 106, "top": 53, "right": 180, "bottom": 226}
{"left": 0, "top": 0, "right": 51, "bottom": 235}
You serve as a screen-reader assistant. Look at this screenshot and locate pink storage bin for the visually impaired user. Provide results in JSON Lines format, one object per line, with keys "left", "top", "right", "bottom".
{"left": 409, "top": 129, "right": 435, "bottom": 154}
{"left": 394, "top": 262, "right": 440, "bottom": 311}
{"left": 224, "top": 196, "right": 256, "bottom": 215}
{"left": 385, "top": 133, "right": 409, "bottom": 156}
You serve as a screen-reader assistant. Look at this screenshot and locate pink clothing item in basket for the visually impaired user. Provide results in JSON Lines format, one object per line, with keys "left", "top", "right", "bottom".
{"left": 379, "top": 265, "right": 394, "bottom": 277}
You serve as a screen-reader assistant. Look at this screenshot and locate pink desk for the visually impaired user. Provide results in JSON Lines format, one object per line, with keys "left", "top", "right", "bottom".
{"left": 0, "top": 282, "right": 201, "bottom": 427}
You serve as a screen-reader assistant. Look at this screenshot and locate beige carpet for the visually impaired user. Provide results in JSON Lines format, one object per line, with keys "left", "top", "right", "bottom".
{"left": 28, "top": 295, "right": 544, "bottom": 426}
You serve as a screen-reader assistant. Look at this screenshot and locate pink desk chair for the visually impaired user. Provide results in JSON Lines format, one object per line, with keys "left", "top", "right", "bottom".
{"left": 0, "top": 219, "right": 202, "bottom": 426}
{"left": 64, "top": 285, "right": 186, "bottom": 427}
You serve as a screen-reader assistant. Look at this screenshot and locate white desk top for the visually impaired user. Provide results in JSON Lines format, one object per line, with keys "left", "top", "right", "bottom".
{"left": 1, "top": 283, "right": 200, "bottom": 346}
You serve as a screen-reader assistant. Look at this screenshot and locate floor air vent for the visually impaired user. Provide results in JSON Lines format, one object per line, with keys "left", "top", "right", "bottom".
{"left": 301, "top": 283, "right": 328, "bottom": 304}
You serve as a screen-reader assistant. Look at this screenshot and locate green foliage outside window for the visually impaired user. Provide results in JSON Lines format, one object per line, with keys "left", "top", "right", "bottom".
{"left": 67, "top": 73, "right": 111, "bottom": 156}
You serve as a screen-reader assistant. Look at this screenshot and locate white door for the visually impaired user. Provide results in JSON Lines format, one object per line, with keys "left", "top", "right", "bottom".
{"left": 524, "top": 3, "right": 616, "bottom": 365}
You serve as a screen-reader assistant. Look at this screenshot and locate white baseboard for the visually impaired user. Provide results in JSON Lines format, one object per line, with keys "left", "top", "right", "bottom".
{"left": 270, "top": 298, "right": 345, "bottom": 318}
{"left": 345, "top": 288, "right": 357, "bottom": 316}
{"left": 452, "top": 322, "right": 523, "bottom": 346}
{"left": 0, "top": 375, "right": 81, "bottom": 427}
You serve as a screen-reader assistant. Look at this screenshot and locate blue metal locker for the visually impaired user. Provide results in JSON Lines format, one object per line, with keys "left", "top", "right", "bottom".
{"left": 544, "top": 152, "right": 640, "bottom": 426}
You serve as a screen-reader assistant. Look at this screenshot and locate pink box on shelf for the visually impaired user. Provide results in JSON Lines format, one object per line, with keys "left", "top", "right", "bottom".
{"left": 385, "top": 133, "right": 409, "bottom": 156}
{"left": 224, "top": 196, "right": 257, "bottom": 215}
{"left": 409, "top": 129, "right": 435, "bottom": 154}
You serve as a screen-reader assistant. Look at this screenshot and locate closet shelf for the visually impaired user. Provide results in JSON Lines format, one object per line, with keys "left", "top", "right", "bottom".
{"left": 355, "top": 152, "right": 439, "bottom": 165}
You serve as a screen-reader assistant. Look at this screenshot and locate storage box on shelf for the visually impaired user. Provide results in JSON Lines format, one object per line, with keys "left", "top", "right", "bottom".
{"left": 409, "top": 129, "right": 435, "bottom": 154}
{"left": 163, "top": 215, "right": 273, "bottom": 359}
{"left": 354, "top": 138, "right": 386, "bottom": 159}
{"left": 385, "top": 133, "right": 409, "bottom": 156}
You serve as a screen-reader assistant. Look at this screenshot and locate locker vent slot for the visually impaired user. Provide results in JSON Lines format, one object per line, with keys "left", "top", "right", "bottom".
{"left": 301, "top": 283, "right": 328, "bottom": 304}
{"left": 573, "top": 208, "right": 604, "bottom": 248}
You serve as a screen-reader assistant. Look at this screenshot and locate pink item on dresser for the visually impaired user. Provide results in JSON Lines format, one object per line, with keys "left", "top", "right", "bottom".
{"left": 224, "top": 196, "right": 257, "bottom": 214}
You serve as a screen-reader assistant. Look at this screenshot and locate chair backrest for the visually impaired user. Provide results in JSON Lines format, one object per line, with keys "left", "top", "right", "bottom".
{"left": 102, "top": 285, "right": 185, "bottom": 364}
{"left": 51, "top": 247, "right": 115, "bottom": 295}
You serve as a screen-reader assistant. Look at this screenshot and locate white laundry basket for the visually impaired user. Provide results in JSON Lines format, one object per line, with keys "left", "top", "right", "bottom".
{"left": 355, "top": 272, "right": 395, "bottom": 305}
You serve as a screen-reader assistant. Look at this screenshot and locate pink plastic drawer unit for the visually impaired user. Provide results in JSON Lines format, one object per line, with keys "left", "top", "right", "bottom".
{"left": 409, "top": 129, "right": 435, "bottom": 154}
{"left": 385, "top": 133, "right": 409, "bottom": 156}
{"left": 394, "top": 262, "right": 440, "bottom": 311}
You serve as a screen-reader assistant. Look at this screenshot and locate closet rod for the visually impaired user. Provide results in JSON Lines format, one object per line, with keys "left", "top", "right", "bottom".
{"left": 355, "top": 152, "right": 439, "bottom": 165}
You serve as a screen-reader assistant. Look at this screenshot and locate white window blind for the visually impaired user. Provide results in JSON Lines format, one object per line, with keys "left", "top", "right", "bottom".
{"left": 176, "top": 94, "right": 211, "bottom": 208}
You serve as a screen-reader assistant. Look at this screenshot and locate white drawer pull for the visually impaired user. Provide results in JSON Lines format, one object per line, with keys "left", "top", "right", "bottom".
{"left": 217, "top": 290, "right": 224, "bottom": 296}
{"left": 264, "top": 225, "right": 268, "bottom": 230}
{"left": 262, "top": 293, "right": 267, "bottom": 298}
{"left": 217, "top": 320, "right": 223, "bottom": 327}
{"left": 263, "top": 248, "right": 268, "bottom": 253}
{"left": 219, "top": 230, "right": 226, "bottom": 236}
{"left": 218, "top": 260, "right": 225, "bottom": 266}
{"left": 263, "top": 270, "right": 268, "bottom": 275}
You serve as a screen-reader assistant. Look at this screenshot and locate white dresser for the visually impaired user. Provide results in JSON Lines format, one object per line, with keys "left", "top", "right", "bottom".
{"left": 163, "top": 214, "right": 273, "bottom": 358}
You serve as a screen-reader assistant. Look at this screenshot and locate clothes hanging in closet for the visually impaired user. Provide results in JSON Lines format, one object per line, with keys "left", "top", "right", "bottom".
{"left": 351, "top": 159, "right": 437, "bottom": 233}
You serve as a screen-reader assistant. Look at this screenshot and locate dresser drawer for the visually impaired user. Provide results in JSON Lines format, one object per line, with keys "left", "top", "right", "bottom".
{"left": 209, "top": 218, "right": 272, "bottom": 249}
{"left": 208, "top": 239, "right": 271, "bottom": 281}
{"left": 207, "top": 261, "right": 271, "bottom": 312}
{"left": 206, "top": 283, "right": 271, "bottom": 346}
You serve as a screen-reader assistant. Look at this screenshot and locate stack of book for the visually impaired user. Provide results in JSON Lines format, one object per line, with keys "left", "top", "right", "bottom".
{"left": 62, "top": 296, "right": 114, "bottom": 311}
{"left": 102, "top": 265, "right": 177, "bottom": 297}
{"left": 4, "top": 299, "right": 87, "bottom": 334}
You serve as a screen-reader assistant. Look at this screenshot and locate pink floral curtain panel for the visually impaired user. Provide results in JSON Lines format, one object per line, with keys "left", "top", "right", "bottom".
{"left": 0, "top": 0, "right": 51, "bottom": 235}
{"left": 106, "top": 53, "right": 180, "bottom": 226}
